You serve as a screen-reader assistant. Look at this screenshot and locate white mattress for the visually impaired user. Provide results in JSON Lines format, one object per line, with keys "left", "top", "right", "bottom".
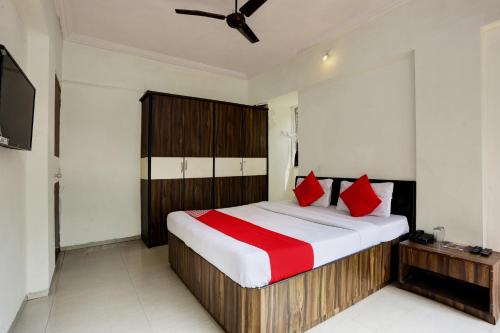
{"left": 167, "top": 201, "right": 408, "bottom": 288}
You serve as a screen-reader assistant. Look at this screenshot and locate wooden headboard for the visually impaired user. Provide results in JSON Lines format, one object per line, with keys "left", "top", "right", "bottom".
{"left": 295, "top": 176, "right": 417, "bottom": 233}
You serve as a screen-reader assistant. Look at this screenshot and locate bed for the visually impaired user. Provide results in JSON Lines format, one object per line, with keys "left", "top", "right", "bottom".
{"left": 167, "top": 177, "right": 416, "bottom": 333}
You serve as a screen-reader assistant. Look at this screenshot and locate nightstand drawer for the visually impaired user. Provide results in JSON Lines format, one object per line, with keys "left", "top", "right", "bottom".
{"left": 448, "top": 258, "right": 490, "bottom": 288}
{"left": 401, "top": 245, "right": 490, "bottom": 287}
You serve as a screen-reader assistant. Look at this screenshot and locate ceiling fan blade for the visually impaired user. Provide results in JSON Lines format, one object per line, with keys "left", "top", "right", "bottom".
{"left": 239, "top": 0, "right": 267, "bottom": 17}
{"left": 175, "top": 9, "right": 226, "bottom": 20}
{"left": 237, "top": 23, "right": 259, "bottom": 43}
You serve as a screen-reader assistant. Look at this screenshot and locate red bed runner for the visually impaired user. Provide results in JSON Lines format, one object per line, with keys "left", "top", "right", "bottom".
{"left": 186, "top": 210, "right": 314, "bottom": 283}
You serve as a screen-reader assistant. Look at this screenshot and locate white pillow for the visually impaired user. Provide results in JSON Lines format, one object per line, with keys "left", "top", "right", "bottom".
{"left": 336, "top": 181, "right": 394, "bottom": 217}
{"left": 295, "top": 177, "right": 333, "bottom": 208}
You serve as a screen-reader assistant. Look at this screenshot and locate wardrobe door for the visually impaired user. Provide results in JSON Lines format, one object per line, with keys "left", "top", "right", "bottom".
{"left": 184, "top": 178, "right": 213, "bottom": 211}
{"left": 148, "top": 96, "right": 185, "bottom": 245}
{"left": 214, "top": 177, "right": 243, "bottom": 209}
{"left": 214, "top": 103, "right": 244, "bottom": 208}
{"left": 242, "top": 107, "right": 268, "bottom": 205}
{"left": 182, "top": 98, "right": 214, "bottom": 211}
{"left": 183, "top": 99, "right": 213, "bottom": 157}
{"left": 150, "top": 179, "right": 183, "bottom": 246}
{"left": 151, "top": 95, "right": 184, "bottom": 157}
{"left": 243, "top": 176, "right": 268, "bottom": 204}
{"left": 243, "top": 107, "right": 267, "bottom": 157}
{"left": 215, "top": 103, "right": 243, "bottom": 157}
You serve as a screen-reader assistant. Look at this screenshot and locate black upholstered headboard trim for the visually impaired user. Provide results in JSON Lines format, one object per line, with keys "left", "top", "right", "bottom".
{"left": 295, "top": 176, "right": 416, "bottom": 233}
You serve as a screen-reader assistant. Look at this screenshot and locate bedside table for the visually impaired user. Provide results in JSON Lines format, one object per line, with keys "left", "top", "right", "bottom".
{"left": 398, "top": 240, "right": 500, "bottom": 324}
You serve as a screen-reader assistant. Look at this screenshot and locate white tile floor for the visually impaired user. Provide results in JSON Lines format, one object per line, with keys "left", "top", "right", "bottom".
{"left": 11, "top": 240, "right": 500, "bottom": 333}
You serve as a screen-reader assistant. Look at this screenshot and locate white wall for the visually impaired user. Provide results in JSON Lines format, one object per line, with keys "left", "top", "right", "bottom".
{"left": 0, "top": 0, "right": 62, "bottom": 330}
{"left": 483, "top": 22, "right": 500, "bottom": 250}
{"left": 60, "top": 42, "right": 248, "bottom": 247}
{"left": 16, "top": 0, "right": 63, "bottom": 297}
{"left": 0, "top": 1, "right": 28, "bottom": 330}
{"left": 268, "top": 92, "right": 299, "bottom": 201}
{"left": 300, "top": 53, "right": 415, "bottom": 180}
{"left": 249, "top": 0, "right": 500, "bottom": 246}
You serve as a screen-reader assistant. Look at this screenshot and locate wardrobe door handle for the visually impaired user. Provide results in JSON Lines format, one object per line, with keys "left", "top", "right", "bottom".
{"left": 240, "top": 161, "right": 243, "bottom": 172}
{"left": 181, "top": 160, "right": 184, "bottom": 173}
{"left": 185, "top": 159, "right": 188, "bottom": 171}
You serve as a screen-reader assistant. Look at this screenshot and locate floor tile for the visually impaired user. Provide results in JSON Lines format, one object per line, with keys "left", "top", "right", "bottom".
{"left": 12, "top": 240, "right": 499, "bottom": 333}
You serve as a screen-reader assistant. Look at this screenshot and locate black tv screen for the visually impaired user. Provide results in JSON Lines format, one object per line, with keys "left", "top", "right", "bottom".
{"left": 0, "top": 45, "right": 36, "bottom": 150}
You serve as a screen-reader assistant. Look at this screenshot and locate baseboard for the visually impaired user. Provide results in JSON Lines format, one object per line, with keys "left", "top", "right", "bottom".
{"left": 27, "top": 289, "right": 49, "bottom": 300}
{"left": 7, "top": 296, "right": 27, "bottom": 333}
{"left": 61, "top": 235, "right": 141, "bottom": 251}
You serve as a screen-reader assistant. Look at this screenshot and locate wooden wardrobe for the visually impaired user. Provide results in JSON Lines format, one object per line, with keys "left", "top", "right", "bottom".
{"left": 140, "top": 92, "right": 268, "bottom": 247}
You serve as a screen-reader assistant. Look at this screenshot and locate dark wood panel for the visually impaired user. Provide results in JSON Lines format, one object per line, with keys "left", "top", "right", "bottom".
{"left": 399, "top": 240, "right": 500, "bottom": 266}
{"left": 140, "top": 92, "right": 269, "bottom": 248}
{"left": 169, "top": 232, "right": 396, "bottom": 333}
{"left": 399, "top": 270, "right": 492, "bottom": 323}
{"left": 400, "top": 246, "right": 490, "bottom": 288}
{"left": 141, "top": 96, "right": 151, "bottom": 158}
{"left": 214, "top": 177, "right": 243, "bottom": 208}
{"left": 150, "top": 179, "right": 183, "bottom": 246}
{"left": 215, "top": 103, "right": 243, "bottom": 157}
{"left": 141, "top": 91, "right": 269, "bottom": 112}
{"left": 184, "top": 178, "right": 213, "bottom": 211}
{"left": 399, "top": 241, "right": 500, "bottom": 324}
{"left": 141, "top": 179, "right": 150, "bottom": 246}
{"left": 183, "top": 100, "right": 213, "bottom": 157}
{"left": 151, "top": 96, "right": 184, "bottom": 157}
{"left": 242, "top": 176, "right": 268, "bottom": 205}
{"left": 243, "top": 107, "right": 268, "bottom": 158}
{"left": 54, "top": 76, "right": 61, "bottom": 157}
{"left": 54, "top": 182, "right": 60, "bottom": 259}
{"left": 493, "top": 263, "right": 500, "bottom": 323}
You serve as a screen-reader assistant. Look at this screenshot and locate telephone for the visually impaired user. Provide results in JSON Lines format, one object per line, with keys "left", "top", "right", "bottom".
{"left": 409, "top": 230, "right": 434, "bottom": 245}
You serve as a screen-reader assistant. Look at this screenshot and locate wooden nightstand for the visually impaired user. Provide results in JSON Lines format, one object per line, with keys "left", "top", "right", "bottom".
{"left": 398, "top": 240, "right": 500, "bottom": 324}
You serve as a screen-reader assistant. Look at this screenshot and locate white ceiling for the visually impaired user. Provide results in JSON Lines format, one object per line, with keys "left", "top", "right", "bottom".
{"left": 55, "top": 0, "right": 405, "bottom": 78}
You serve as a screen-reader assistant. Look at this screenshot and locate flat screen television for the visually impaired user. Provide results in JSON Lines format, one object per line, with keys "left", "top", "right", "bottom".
{"left": 0, "top": 45, "right": 36, "bottom": 151}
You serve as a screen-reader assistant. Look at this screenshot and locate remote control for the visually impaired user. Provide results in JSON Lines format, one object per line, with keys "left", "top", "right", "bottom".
{"left": 469, "top": 246, "right": 482, "bottom": 255}
{"left": 480, "top": 248, "right": 492, "bottom": 257}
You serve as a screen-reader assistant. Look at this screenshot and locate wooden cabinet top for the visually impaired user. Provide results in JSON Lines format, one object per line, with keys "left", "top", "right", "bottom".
{"left": 140, "top": 91, "right": 268, "bottom": 111}
{"left": 400, "top": 240, "right": 500, "bottom": 267}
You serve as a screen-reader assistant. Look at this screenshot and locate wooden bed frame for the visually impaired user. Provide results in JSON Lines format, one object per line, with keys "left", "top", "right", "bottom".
{"left": 168, "top": 177, "right": 416, "bottom": 333}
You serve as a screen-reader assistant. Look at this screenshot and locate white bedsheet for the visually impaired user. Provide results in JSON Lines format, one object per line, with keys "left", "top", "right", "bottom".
{"left": 167, "top": 201, "right": 408, "bottom": 288}
{"left": 255, "top": 201, "right": 409, "bottom": 244}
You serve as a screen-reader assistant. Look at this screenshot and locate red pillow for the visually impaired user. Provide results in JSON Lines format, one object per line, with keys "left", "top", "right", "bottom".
{"left": 293, "top": 171, "right": 325, "bottom": 207}
{"left": 339, "top": 175, "right": 381, "bottom": 217}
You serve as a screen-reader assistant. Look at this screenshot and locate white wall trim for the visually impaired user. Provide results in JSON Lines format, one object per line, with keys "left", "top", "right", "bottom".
{"left": 481, "top": 20, "right": 500, "bottom": 33}
{"left": 64, "top": 34, "right": 247, "bottom": 80}
{"left": 60, "top": 235, "right": 141, "bottom": 251}
{"left": 27, "top": 289, "right": 49, "bottom": 300}
{"left": 54, "top": 0, "right": 247, "bottom": 79}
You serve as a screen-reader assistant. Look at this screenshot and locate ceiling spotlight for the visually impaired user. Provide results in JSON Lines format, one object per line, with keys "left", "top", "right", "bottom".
{"left": 322, "top": 52, "right": 330, "bottom": 62}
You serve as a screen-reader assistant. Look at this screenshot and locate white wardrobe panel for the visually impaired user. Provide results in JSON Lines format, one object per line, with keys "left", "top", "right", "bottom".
{"left": 184, "top": 157, "right": 213, "bottom": 179}
{"left": 243, "top": 158, "right": 267, "bottom": 176}
{"left": 150, "top": 157, "right": 184, "bottom": 180}
{"left": 215, "top": 158, "right": 243, "bottom": 177}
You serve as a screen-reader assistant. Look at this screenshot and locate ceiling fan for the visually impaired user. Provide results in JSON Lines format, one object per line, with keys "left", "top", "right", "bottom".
{"left": 175, "top": 0, "right": 267, "bottom": 44}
